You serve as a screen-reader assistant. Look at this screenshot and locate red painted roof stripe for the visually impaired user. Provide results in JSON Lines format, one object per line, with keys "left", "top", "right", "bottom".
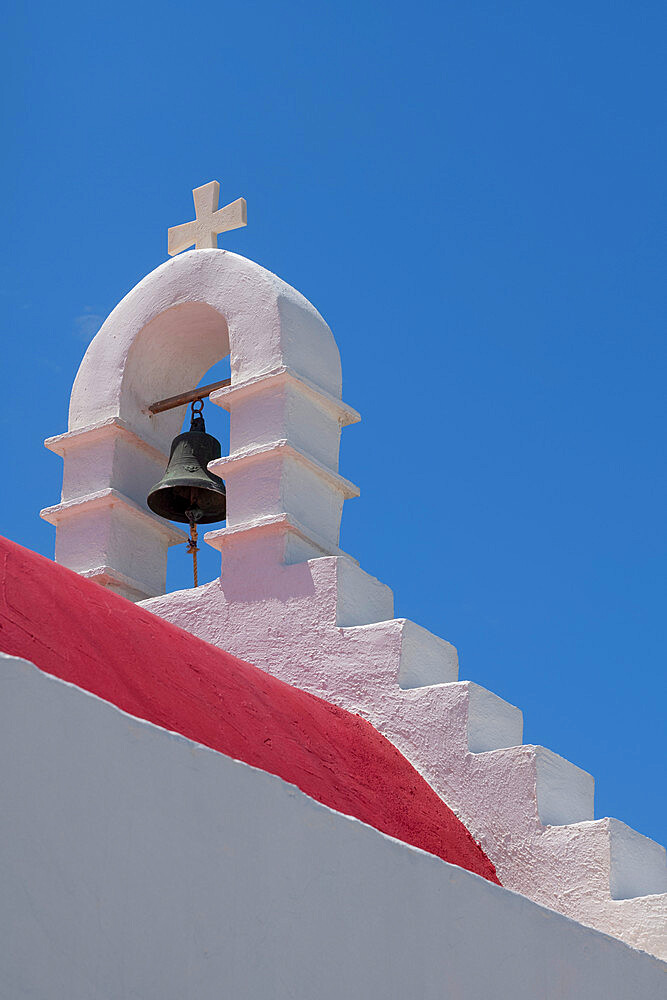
{"left": 0, "top": 536, "right": 499, "bottom": 884}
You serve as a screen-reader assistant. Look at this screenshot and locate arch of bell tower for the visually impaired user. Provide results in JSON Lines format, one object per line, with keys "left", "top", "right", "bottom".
{"left": 41, "top": 248, "right": 360, "bottom": 601}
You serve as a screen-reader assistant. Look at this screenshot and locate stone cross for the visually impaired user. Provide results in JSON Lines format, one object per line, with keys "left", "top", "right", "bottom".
{"left": 167, "top": 181, "right": 247, "bottom": 256}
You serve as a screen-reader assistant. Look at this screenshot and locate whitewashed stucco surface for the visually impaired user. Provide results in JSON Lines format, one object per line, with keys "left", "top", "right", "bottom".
{"left": 1, "top": 653, "right": 665, "bottom": 1000}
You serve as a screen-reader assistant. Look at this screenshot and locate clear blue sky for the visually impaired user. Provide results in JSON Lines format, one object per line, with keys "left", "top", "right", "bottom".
{"left": 2, "top": 1, "right": 665, "bottom": 845}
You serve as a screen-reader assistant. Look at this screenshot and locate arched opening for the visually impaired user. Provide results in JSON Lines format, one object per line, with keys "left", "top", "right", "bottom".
{"left": 123, "top": 301, "right": 230, "bottom": 453}
{"left": 123, "top": 302, "right": 232, "bottom": 594}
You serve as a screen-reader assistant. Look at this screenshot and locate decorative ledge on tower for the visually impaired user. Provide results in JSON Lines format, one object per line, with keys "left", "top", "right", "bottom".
{"left": 206, "top": 365, "right": 360, "bottom": 567}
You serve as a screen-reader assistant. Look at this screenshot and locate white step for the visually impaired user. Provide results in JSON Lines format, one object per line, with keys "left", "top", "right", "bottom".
{"left": 396, "top": 619, "right": 459, "bottom": 688}
{"left": 464, "top": 682, "right": 523, "bottom": 753}
{"left": 608, "top": 818, "right": 667, "bottom": 900}
{"left": 534, "top": 746, "right": 595, "bottom": 826}
{"left": 335, "top": 557, "right": 394, "bottom": 627}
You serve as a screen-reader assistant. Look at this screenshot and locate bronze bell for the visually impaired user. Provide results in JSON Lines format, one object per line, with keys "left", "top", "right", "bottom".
{"left": 147, "top": 406, "right": 227, "bottom": 525}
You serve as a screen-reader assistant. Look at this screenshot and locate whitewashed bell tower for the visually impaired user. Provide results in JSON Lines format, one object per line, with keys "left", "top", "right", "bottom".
{"left": 41, "top": 181, "right": 360, "bottom": 601}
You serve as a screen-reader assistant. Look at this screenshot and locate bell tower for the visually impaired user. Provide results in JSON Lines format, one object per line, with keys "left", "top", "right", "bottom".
{"left": 41, "top": 182, "right": 360, "bottom": 601}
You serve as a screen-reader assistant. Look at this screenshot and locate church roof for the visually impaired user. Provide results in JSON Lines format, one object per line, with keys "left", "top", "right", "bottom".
{"left": 0, "top": 536, "right": 499, "bottom": 884}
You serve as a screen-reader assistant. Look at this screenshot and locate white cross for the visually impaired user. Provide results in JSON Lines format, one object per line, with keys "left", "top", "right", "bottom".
{"left": 167, "top": 181, "right": 247, "bottom": 256}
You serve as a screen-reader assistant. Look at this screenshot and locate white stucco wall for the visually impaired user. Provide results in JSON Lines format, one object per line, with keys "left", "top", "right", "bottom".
{"left": 145, "top": 552, "right": 667, "bottom": 958}
{"left": 1, "top": 652, "right": 664, "bottom": 1000}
